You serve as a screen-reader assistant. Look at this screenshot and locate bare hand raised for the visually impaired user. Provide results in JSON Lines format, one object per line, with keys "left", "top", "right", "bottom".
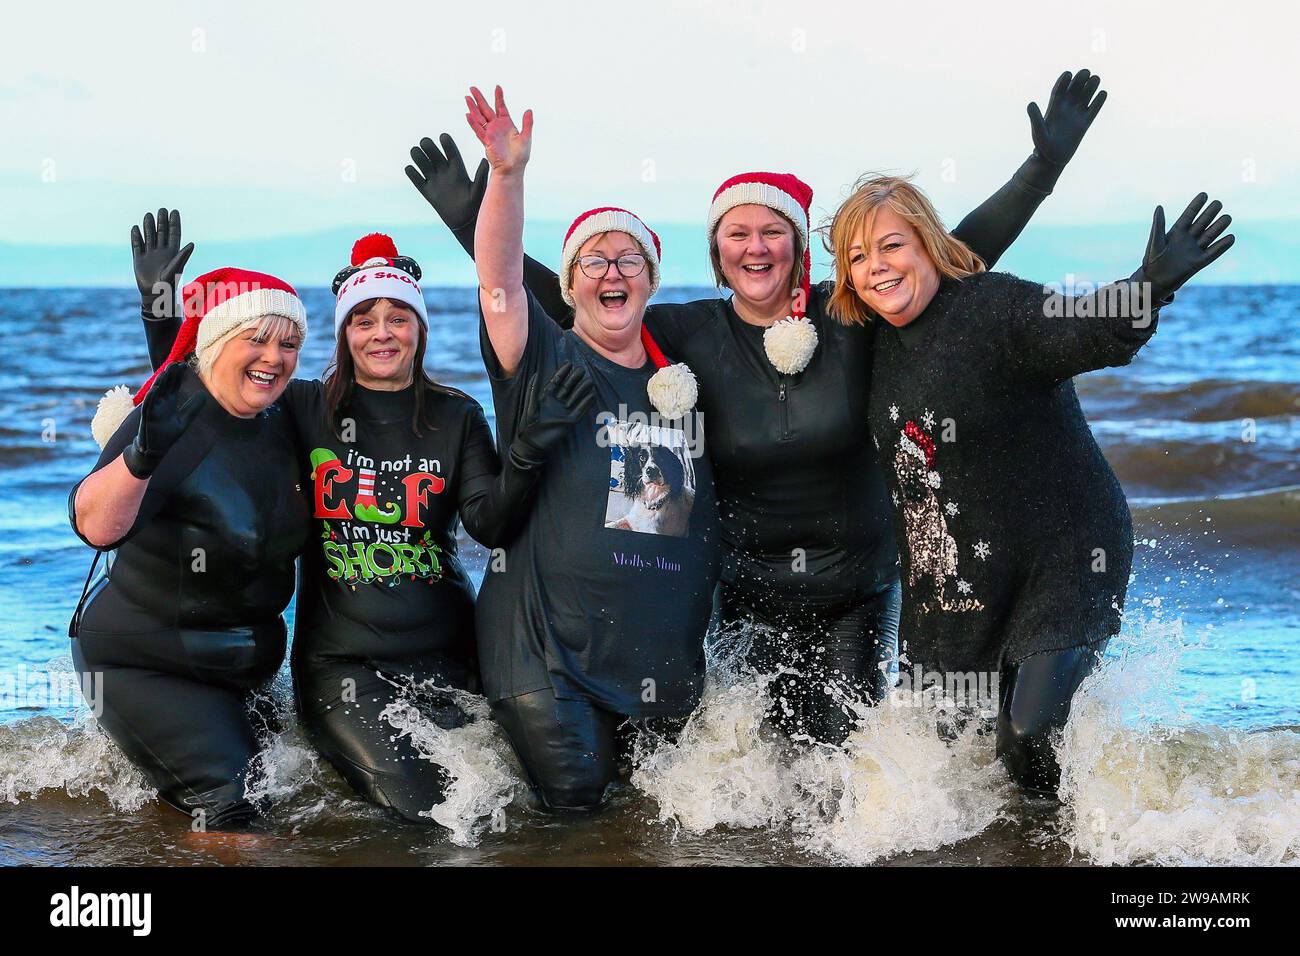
{"left": 465, "top": 85, "right": 533, "bottom": 175}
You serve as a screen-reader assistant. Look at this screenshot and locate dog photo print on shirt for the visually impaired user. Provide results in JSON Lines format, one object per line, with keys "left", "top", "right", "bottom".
{"left": 604, "top": 419, "right": 696, "bottom": 538}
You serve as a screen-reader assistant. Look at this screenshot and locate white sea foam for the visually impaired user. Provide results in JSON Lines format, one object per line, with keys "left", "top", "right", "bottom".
{"left": 630, "top": 622, "right": 1011, "bottom": 863}
{"left": 0, "top": 713, "right": 154, "bottom": 811}
{"left": 1058, "top": 614, "right": 1300, "bottom": 866}
{"left": 379, "top": 683, "right": 525, "bottom": 846}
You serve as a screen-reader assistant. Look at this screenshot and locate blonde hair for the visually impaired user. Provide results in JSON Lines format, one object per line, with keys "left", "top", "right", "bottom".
{"left": 823, "top": 174, "right": 985, "bottom": 326}
{"left": 709, "top": 208, "right": 806, "bottom": 294}
{"left": 194, "top": 313, "right": 302, "bottom": 377}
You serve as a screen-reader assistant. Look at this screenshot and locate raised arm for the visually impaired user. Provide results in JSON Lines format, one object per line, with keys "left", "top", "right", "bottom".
{"left": 131, "top": 208, "right": 194, "bottom": 370}
{"left": 407, "top": 132, "right": 575, "bottom": 328}
{"left": 467, "top": 86, "right": 534, "bottom": 377}
{"left": 953, "top": 69, "right": 1106, "bottom": 269}
{"left": 457, "top": 364, "right": 594, "bottom": 547}
{"left": 1007, "top": 193, "right": 1234, "bottom": 385}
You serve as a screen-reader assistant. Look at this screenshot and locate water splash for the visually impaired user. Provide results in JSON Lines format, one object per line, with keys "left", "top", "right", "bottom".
{"left": 0, "top": 713, "right": 154, "bottom": 811}
{"left": 1058, "top": 613, "right": 1300, "bottom": 865}
{"left": 630, "top": 621, "right": 1011, "bottom": 863}
{"left": 379, "top": 681, "right": 525, "bottom": 846}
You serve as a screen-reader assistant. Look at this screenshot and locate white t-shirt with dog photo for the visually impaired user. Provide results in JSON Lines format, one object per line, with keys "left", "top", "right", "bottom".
{"left": 475, "top": 290, "right": 721, "bottom": 717}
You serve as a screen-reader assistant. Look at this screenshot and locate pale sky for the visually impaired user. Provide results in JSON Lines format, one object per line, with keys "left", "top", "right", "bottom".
{"left": 4, "top": 0, "right": 1296, "bottom": 245}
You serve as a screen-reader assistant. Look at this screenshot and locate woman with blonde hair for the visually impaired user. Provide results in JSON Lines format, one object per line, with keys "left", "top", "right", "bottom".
{"left": 825, "top": 174, "right": 1234, "bottom": 791}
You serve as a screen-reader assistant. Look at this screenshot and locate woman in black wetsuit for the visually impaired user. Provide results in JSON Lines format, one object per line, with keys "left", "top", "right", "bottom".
{"left": 467, "top": 87, "right": 720, "bottom": 809}
{"left": 825, "top": 177, "right": 1234, "bottom": 791}
{"left": 72, "top": 264, "right": 311, "bottom": 830}
{"left": 128, "top": 215, "right": 590, "bottom": 824}
{"left": 409, "top": 70, "right": 1106, "bottom": 744}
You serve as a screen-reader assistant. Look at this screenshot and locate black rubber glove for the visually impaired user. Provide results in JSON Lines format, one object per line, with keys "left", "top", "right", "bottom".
{"left": 951, "top": 69, "right": 1106, "bottom": 268}
{"left": 1028, "top": 69, "right": 1106, "bottom": 171}
{"left": 406, "top": 133, "right": 489, "bottom": 246}
{"left": 1134, "top": 193, "right": 1235, "bottom": 302}
{"left": 509, "top": 363, "right": 595, "bottom": 468}
{"left": 121, "top": 363, "right": 209, "bottom": 479}
{"left": 132, "top": 208, "right": 194, "bottom": 321}
{"left": 131, "top": 208, "right": 193, "bottom": 370}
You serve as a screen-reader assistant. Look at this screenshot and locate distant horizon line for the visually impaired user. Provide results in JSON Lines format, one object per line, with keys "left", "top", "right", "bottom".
{"left": 13, "top": 213, "right": 1300, "bottom": 250}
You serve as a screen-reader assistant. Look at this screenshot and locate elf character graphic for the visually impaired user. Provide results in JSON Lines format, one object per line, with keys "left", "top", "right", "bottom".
{"left": 310, "top": 447, "right": 447, "bottom": 585}
{"left": 893, "top": 421, "right": 983, "bottom": 614}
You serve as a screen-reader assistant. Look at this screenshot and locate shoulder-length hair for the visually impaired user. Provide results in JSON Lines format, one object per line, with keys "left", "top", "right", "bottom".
{"left": 822, "top": 174, "right": 985, "bottom": 326}
{"left": 322, "top": 297, "right": 449, "bottom": 438}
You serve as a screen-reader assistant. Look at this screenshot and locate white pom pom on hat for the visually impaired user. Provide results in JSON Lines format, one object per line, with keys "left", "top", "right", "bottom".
{"left": 709, "top": 171, "right": 819, "bottom": 375}
{"left": 641, "top": 325, "right": 697, "bottom": 420}
{"left": 763, "top": 316, "right": 819, "bottom": 375}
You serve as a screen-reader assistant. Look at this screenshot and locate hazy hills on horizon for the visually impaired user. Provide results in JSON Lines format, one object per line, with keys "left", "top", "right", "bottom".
{"left": 5, "top": 217, "right": 1295, "bottom": 288}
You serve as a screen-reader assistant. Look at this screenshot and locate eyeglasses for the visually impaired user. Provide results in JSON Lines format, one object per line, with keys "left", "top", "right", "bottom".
{"left": 577, "top": 253, "right": 646, "bottom": 280}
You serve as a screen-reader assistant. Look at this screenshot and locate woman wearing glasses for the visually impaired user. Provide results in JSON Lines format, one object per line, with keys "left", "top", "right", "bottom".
{"left": 466, "top": 87, "right": 720, "bottom": 810}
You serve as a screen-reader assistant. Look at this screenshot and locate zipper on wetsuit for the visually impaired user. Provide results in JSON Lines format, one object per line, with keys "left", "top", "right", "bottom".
{"left": 778, "top": 377, "right": 790, "bottom": 440}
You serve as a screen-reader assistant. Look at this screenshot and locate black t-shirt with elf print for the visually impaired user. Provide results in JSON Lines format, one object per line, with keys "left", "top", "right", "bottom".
{"left": 476, "top": 290, "right": 721, "bottom": 717}
{"left": 287, "top": 379, "right": 500, "bottom": 687}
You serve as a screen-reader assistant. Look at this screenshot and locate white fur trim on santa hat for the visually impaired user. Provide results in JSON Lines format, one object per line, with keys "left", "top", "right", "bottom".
{"left": 708, "top": 182, "right": 810, "bottom": 245}
{"left": 646, "top": 362, "right": 698, "bottom": 420}
{"left": 91, "top": 385, "right": 137, "bottom": 449}
{"left": 194, "top": 287, "right": 308, "bottom": 358}
{"left": 334, "top": 264, "right": 428, "bottom": 335}
{"left": 763, "top": 316, "right": 818, "bottom": 375}
{"left": 560, "top": 210, "right": 661, "bottom": 307}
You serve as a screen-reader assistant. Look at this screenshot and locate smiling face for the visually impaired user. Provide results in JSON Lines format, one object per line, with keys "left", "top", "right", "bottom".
{"left": 203, "top": 318, "right": 301, "bottom": 417}
{"left": 345, "top": 297, "right": 420, "bottom": 388}
{"left": 714, "top": 204, "right": 798, "bottom": 321}
{"left": 569, "top": 231, "right": 651, "bottom": 348}
{"left": 848, "top": 205, "right": 941, "bottom": 328}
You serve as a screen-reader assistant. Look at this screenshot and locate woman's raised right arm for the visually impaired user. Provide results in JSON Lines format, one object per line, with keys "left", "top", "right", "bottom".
{"left": 468, "top": 85, "right": 534, "bottom": 377}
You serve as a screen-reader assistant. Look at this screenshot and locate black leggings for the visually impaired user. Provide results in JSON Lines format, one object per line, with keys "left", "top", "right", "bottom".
{"left": 718, "top": 579, "right": 902, "bottom": 745}
{"left": 294, "top": 657, "right": 473, "bottom": 824}
{"left": 996, "top": 642, "right": 1105, "bottom": 794}
{"left": 491, "top": 689, "right": 684, "bottom": 811}
{"left": 71, "top": 634, "right": 279, "bottom": 831}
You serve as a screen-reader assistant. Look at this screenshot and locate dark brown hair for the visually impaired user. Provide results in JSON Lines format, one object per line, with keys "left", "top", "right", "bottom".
{"left": 322, "top": 297, "right": 450, "bottom": 438}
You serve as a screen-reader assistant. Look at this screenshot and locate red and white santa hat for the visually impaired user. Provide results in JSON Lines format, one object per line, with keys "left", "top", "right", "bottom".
{"left": 708, "top": 172, "right": 818, "bottom": 375}
{"left": 91, "top": 267, "right": 307, "bottom": 447}
{"left": 333, "top": 233, "right": 428, "bottom": 335}
{"left": 558, "top": 206, "right": 661, "bottom": 307}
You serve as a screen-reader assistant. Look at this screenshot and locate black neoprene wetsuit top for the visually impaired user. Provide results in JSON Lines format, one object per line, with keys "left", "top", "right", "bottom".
{"left": 71, "top": 367, "right": 309, "bottom": 687}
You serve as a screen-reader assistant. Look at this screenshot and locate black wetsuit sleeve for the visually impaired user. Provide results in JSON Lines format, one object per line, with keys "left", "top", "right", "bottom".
{"left": 951, "top": 153, "right": 1065, "bottom": 270}
{"left": 997, "top": 272, "right": 1160, "bottom": 386}
{"left": 455, "top": 401, "right": 542, "bottom": 549}
{"left": 453, "top": 220, "right": 575, "bottom": 329}
{"left": 142, "top": 313, "right": 182, "bottom": 372}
